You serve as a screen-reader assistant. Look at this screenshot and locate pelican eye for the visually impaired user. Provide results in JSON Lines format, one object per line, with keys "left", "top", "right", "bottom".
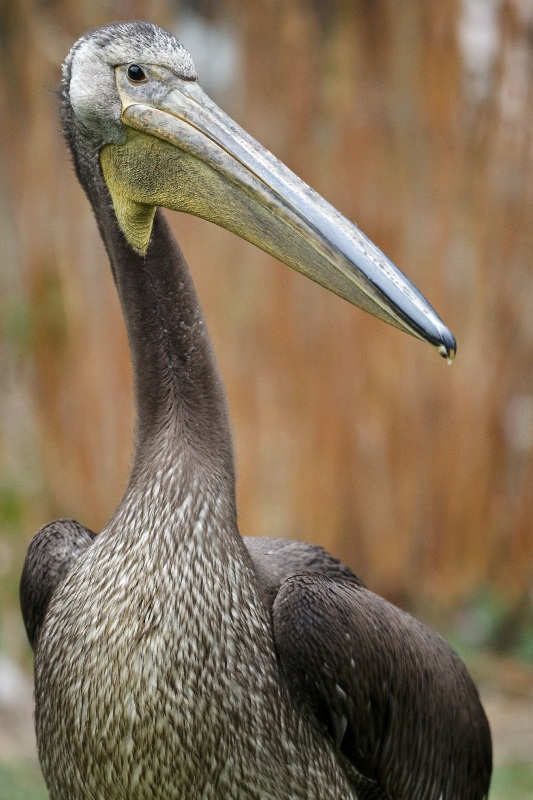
{"left": 127, "top": 64, "right": 147, "bottom": 83}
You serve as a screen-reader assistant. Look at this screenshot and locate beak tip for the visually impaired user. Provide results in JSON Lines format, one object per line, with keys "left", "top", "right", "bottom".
{"left": 436, "top": 328, "right": 457, "bottom": 364}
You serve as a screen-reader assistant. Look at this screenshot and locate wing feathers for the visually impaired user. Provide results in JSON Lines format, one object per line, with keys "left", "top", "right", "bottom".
{"left": 270, "top": 573, "right": 491, "bottom": 800}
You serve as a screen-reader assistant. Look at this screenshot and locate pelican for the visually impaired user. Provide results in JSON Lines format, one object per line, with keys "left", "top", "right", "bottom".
{"left": 20, "top": 21, "right": 491, "bottom": 800}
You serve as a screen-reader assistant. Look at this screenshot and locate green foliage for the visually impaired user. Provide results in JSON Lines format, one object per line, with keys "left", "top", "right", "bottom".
{"left": 32, "top": 269, "right": 68, "bottom": 352}
{"left": 0, "top": 483, "right": 25, "bottom": 532}
{"left": 0, "top": 482, "right": 28, "bottom": 609}
{"left": 0, "top": 762, "right": 48, "bottom": 800}
{"left": 490, "top": 762, "right": 533, "bottom": 799}
{"left": 454, "top": 588, "right": 533, "bottom": 664}
{"left": 0, "top": 296, "right": 32, "bottom": 354}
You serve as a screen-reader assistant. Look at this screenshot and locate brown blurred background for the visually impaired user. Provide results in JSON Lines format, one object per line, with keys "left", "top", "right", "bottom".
{"left": 0, "top": 0, "right": 533, "bottom": 782}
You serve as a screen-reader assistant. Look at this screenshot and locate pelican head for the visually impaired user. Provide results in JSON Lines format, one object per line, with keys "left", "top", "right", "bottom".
{"left": 63, "top": 21, "right": 456, "bottom": 360}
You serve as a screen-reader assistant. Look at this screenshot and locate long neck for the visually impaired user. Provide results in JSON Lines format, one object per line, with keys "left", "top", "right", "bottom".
{"left": 85, "top": 160, "right": 236, "bottom": 509}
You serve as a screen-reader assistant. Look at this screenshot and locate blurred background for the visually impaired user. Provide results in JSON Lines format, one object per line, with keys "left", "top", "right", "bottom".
{"left": 0, "top": 0, "right": 532, "bottom": 797}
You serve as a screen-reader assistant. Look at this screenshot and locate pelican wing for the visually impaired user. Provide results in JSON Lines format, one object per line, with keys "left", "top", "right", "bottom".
{"left": 249, "top": 562, "right": 492, "bottom": 800}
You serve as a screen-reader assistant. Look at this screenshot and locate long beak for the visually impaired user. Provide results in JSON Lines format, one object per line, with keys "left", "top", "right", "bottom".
{"left": 115, "top": 77, "right": 456, "bottom": 361}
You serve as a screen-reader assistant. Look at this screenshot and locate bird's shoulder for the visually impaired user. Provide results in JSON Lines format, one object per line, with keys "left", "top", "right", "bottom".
{"left": 244, "top": 536, "right": 364, "bottom": 609}
{"left": 20, "top": 519, "right": 95, "bottom": 650}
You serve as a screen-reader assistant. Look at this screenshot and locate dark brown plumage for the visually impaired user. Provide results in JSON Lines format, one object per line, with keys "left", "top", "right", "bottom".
{"left": 20, "top": 21, "right": 490, "bottom": 800}
{"left": 20, "top": 519, "right": 95, "bottom": 650}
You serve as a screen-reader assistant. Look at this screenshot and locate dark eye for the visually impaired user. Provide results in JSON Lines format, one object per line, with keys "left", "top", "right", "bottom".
{"left": 127, "top": 64, "right": 146, "bottom": 83}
